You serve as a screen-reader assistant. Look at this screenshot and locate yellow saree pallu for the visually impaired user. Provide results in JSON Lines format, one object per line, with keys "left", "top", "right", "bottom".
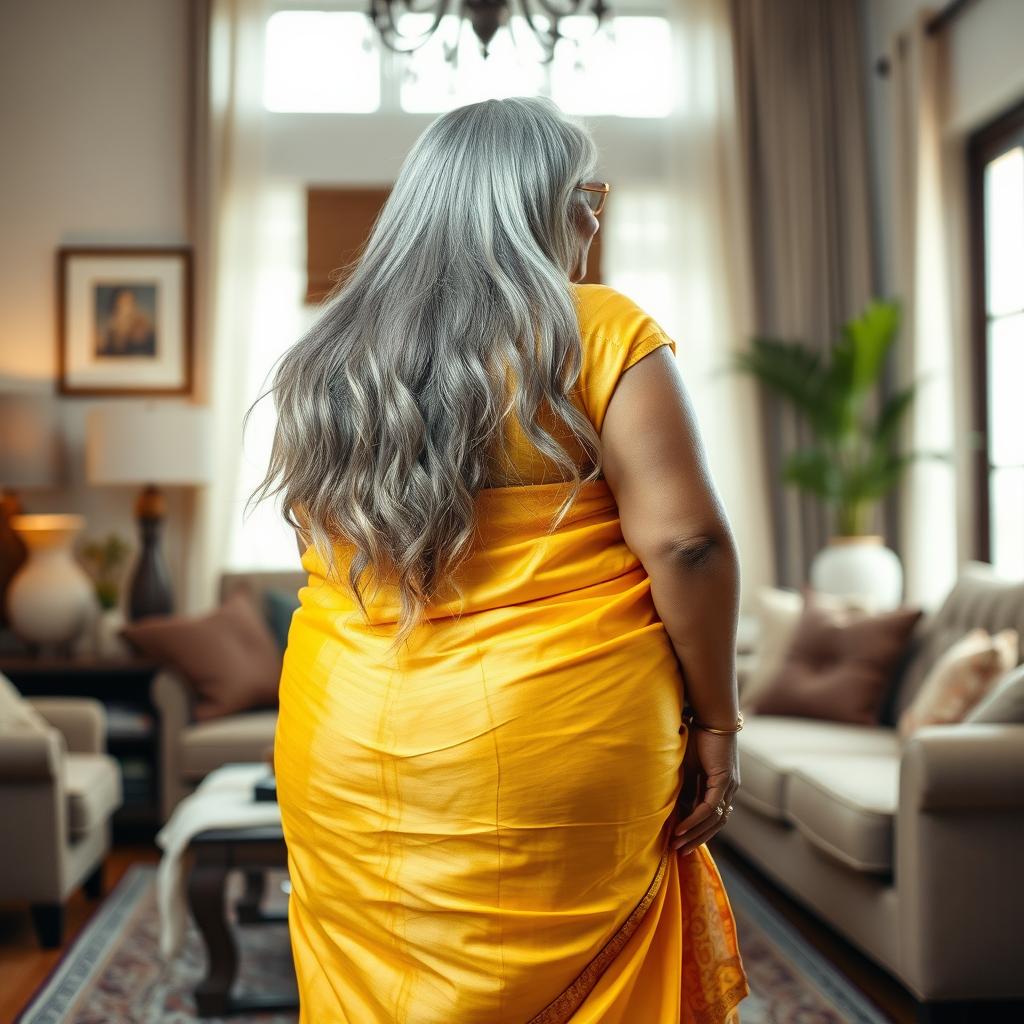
{"left": 275, "top": 476, "right": 749, "bottom": 1023}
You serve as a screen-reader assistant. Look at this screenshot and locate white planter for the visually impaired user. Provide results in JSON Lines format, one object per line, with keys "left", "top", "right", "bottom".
{"left": 810, "top": 535, "right": 903, "bottom": 611}
{"left": 6, "top": 514, "right": 97, "bottom": 653}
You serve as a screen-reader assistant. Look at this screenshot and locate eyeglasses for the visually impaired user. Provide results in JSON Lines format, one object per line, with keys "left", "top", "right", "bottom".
{"left": 575, "top": 181, "right": 610, "bottom": 217}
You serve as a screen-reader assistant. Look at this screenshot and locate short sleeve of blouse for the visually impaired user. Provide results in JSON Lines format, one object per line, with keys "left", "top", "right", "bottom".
{"left": 573, "top": 285, "right": 677, "bottom": 434}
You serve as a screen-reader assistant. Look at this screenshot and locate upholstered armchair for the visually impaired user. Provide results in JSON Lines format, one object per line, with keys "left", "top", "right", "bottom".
{"left": 0, "top": 697, "right": 123, "bottom": 947}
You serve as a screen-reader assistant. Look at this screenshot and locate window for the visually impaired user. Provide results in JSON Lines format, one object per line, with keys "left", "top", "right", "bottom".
{"left": 264, "top": 6, "right": 671, "bottom": 118}
{"left": 969, "top": 101, "right": 1024, "bottom": 578}
{"left": 264, "top": 10, "right": 381, "bottom": 112}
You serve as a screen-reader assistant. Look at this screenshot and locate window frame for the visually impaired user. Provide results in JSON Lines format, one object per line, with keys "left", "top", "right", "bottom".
{"left": 967, "top": 97, "right": 1024, "bottom": 564}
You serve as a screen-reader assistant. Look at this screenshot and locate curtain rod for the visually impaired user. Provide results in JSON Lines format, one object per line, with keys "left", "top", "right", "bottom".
{"left": 874, "top": 0, "right": 980, "bottom": 78}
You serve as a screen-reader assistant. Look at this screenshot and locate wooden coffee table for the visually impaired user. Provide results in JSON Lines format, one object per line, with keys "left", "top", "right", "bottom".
{"left": 186, "top": 824, "right": 297, "bottom": 1017}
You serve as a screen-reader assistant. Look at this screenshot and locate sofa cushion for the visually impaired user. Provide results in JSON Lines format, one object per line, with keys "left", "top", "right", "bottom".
{"left": 122, "top": 588, "right": 282, "bottom": 722}
{"left": 885, "top": 561, "right": 1024, "bottom": 725}
{"left": 735, "top": 714, "right": 900, "bottom": 821}
{"left": 181, "top": 711, "right": 278, "bottom": 780}
{"left": 898, "top": 627, "right": 1018, "bottom": 737}
{"left": 785, "top": 755, "right": 900, "bottom": 874}
{"left": 748, "top": 592, "right": 922, "bottom": 725}
{"left": 64, "top": 753, "right": 122, "bottom": 841}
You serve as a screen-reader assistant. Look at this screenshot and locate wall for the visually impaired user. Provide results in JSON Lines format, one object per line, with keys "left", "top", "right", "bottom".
{"left": 863, "top": 0, "right": 1024, "bottom": 295}
{"left": 861, "top": 0, "right": 1024, "bottom": 566}
{"left": 0, "top": 0, "right": 192, "bottom": 610}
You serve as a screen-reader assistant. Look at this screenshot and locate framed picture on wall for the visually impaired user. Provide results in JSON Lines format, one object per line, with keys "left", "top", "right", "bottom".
{"left": 57, "top": 246, "right": 193, "bottom": 396}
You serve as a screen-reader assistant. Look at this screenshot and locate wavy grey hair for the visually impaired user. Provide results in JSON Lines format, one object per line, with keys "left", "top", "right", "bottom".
{"left": 249, "top": 96, "right": 603, "bottom": 653}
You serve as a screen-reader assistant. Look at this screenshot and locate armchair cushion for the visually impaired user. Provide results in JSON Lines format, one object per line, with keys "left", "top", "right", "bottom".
{"left": 64, "top": 753, "right": 122, "bottom": 840}
{"left": 29, "top": 697, "right": 106, "bottom": 753}
{"left": 0, "top": 671, "right": 48, "bottom": 735}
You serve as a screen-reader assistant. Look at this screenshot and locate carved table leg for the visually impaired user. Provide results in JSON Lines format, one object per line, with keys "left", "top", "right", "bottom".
{"left": 187, "top": 857, "right": 237, "bottom": 1017}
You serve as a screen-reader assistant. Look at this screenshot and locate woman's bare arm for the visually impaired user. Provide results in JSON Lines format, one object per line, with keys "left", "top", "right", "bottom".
{"left": 600, "top": 344, "right": 741, "bottom": 852}
{"left": 600, "top": 345, "right": 741, "bottom": 730}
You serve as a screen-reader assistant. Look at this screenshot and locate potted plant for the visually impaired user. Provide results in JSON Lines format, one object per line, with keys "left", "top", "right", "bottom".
{"left": 732, "top": 299, "right": 925, "bottom": 609}
{"left": 79, "top": 532, "right": 131, "bottom": 657}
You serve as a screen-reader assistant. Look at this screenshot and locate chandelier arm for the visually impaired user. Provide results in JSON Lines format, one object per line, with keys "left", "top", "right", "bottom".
{"left": 515, "top": 0, "right": 559, "bottom": 60}
{"left": 529, "top": 0, "right": 584, "bottom": 17}
{"left": 371, "top": 0, "right": 453, "bottom": 54}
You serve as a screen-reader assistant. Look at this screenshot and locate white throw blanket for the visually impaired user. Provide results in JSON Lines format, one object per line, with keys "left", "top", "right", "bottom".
{"left": 155, "top": 762, "right": 282, "bottom": 959}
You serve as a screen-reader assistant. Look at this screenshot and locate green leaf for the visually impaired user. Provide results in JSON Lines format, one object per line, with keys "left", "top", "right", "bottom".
{"left": 842, "top": 299, "right": 901, "bottom": 394}
{"left": 873, "top": 384, "right": 916, "bottom": 446}
{"left": 782, "top": 448, "right": 842, "bottom": 500}
{"left": 732, "top": 339, "right": 836, "bottom": 436}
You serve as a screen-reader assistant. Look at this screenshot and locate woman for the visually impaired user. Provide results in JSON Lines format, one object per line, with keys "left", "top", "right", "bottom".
{"left": 256, "top": 96, "right": 749, "bottom": 1022}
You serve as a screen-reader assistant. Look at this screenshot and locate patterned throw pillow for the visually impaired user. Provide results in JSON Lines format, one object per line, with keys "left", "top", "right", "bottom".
{"left": 898, "top": 628, "right": 1019, "bottom": 738}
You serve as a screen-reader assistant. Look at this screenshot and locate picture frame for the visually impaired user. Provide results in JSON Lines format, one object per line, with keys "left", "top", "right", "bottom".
{"left": 57, "top": 246, "right": 193, "bottom": 396}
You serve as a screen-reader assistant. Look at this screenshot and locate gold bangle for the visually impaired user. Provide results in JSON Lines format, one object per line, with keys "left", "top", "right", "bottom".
{"left": 683, "top": 710, "right": 744, "bottom": 734}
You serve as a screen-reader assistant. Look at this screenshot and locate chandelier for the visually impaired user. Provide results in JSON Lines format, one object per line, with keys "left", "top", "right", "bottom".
{"left": 367, "top": 0, "right": 613, "bottom": 64}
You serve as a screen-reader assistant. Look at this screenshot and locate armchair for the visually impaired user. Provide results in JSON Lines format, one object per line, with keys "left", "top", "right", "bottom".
{"left": 0, "top": 697, "right": 123, "bottom": 947}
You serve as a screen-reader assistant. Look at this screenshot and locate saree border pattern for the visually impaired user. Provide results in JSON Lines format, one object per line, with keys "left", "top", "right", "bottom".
{"left": 525, "top": 849, "right": 671, "bottom": 1024}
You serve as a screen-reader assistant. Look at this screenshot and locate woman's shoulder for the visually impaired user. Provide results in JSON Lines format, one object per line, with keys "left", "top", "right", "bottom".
{"left": 569, "top": 284, "right": 677, "bottom": 433}
{"left": 571, "top": 283, "right": 671, "bottom": 352}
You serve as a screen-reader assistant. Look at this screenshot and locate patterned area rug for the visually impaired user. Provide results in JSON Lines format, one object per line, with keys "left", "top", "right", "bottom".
{"left": 17, "top": 860, "right": 892, "bottom": 1023}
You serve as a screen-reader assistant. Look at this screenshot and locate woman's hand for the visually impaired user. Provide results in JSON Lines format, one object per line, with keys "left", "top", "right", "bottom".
{"left": 670, "top": 726, "right": 740, "bottom": 855}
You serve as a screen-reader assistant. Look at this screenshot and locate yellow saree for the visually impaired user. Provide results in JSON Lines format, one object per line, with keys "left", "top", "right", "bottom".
{"left": 274, "top": 285, "right": 750, "bottom": 1022}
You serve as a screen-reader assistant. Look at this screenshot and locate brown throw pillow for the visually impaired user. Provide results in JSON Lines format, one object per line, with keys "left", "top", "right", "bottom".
{"left": 122, "top": 588, "right": 282, "bottom": 721}
{"left": 747, "top": 590, "right": 923, "bottom": 725}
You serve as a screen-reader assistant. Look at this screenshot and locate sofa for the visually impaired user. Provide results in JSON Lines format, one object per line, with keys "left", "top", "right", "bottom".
{"left": 0, "top": 696, "right": 123, "bottom": 947}
{"left": 724, "top": 562, "right": 1024, "bottom": 1021}
{"left": 152, "top": 570, "right": 304, "bottom": 818}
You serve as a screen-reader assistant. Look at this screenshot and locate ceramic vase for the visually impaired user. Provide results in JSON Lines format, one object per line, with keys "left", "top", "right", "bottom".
{"left": 810, "top": 535, "right": 904, "bottom": 612}
{"left": 6, "top": 514, "right": 96, "bottom": 654}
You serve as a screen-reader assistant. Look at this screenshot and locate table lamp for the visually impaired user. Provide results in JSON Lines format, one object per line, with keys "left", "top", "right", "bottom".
{"left": 0, "top": 395, "right": 66, "bottom": 623}
{"left": 86, "top": 403, "right": 213, "bottom": 621}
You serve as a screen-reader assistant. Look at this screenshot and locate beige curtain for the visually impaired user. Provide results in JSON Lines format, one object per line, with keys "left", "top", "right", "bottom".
{"left": 729, "top": 0, "right": 877, "bottom": 588}
{"left": 184, "top": 0, "right": 273, "bottom": 610}
{"left": 887, "top": 11, "right": 962, "bottom": 608}
{"left": 657, "top": 0, "right": 775, "bottom": 609}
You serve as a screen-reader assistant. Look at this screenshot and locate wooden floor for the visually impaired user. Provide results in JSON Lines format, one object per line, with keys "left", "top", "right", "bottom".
{"left": 0, "top": 843, "right": 159, "bottom": 1024}
{"left": 0, "top": 839, "right": 917, "bottom": 1023}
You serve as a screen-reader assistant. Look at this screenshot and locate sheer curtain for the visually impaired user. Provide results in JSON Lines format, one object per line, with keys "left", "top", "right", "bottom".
{"left": 887, "top": 11, "right": 962, "bottom": 607}
{"left": 187, "top": 0, "right": 305, "bottom": 608}
{"left": 644, "top": 0, "right": 775, "bottom": 607}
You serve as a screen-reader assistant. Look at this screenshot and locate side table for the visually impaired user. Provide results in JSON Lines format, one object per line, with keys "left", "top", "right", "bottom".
{"left": 187, "top": 825, "right": 296, "bottom": 1017}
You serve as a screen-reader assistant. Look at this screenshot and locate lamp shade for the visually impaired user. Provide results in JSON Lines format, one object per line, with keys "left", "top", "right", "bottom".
{"left": 0, "top": 394, "right": 65, "bottom": 490}
{"left": 86, "top": 403, "right": 214, "bottom": 486}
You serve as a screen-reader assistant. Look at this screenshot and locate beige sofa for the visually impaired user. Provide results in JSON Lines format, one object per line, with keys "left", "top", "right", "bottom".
{"left": 724, "top": 563, "right": 1024, "bottom": 1021}
{"left": 0, "top": 697, "right": 123, "bottom": 947}
{"left": 153, "top": 570, "right": 305, "bottom": 818}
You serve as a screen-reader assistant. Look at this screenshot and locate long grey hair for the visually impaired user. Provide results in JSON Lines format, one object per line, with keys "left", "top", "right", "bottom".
{"left": 249, "top": 96, "right": 603, "bottom": 653}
